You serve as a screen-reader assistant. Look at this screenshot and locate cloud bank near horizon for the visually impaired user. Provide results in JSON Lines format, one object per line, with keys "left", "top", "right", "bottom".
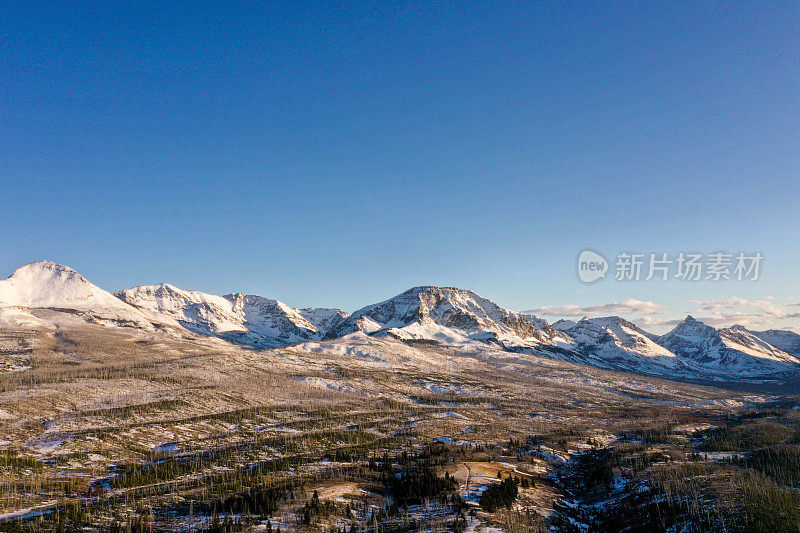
{"left": 525, "top": 296, "right": 800, "bottom": 334}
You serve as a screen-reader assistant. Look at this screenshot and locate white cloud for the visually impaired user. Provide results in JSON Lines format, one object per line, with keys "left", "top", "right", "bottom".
{"left": 524, "top": 295, "right": 800, "bottom": 334}
{"left": 693, "top": 296, "right": 800, "bottom": 329}
{"left": 527, "top": 299, "right": 666, "bottom": 318}
{"left": 687, "top": 297, "right": 800, "bottom": 330}
{"left": 631, "top": 315, "right": 682, "bottom": 329}
{"left": 691, "top": 296, "right": 783, "bottom": 316}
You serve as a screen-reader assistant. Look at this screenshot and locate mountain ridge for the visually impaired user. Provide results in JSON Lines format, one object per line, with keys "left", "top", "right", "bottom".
{"left": 116, "top": 283, "right": 348, "bottom": 348}
{"left": 326, "top": 285, "right": 566, "bottom": 347}
{"left": 0, "top": 261, "right": 162, "bottom": 329}
{"left": 2, "top": 260, "right": 799, "bottom": 384}
{"left": 559, "top": 315, "right": 679, "bottom": 374}
{"left": 657, "top": 315, "right": 800, "bottom": 376}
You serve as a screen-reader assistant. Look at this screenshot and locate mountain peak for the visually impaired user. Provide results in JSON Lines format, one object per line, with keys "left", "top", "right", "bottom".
{"left": 578, "top": 315, "right": 629, "bottom": 326}
{"left": 0, "top": 260, "right": 97, "bottom": 308}
{"left": 751, "top": 329, "right": 800, "bottom": 357}
{"left": 658, "top": 316, "right": 800, "bottom": 373}
{"left": 0, "top": 261, "right": 157, "bottom": 328}
{"left": 551, "top": 318, "right": 577, "bottom": 331}
{"left": 154, "top": 282, "right": 181, "bottom": 292}
{"left": 403, "top": 285, "right": 477, "bottom": 297}
{"left": 665, "top": 315, "right": 716, "bottom": 338}
{"left": 22, "top": 259, "right": 72, "bottom": 269}
{"left": 12, "top": 260, "right": 84, "bottom": 279}
{"left": 117, "top": 283, "right": 346, "bottom": 347}
{"left": 327, "top": 285, "right": 560, "bottom": 344}
{"left": 562, "top": 314, "right": 678, "bottom": 370}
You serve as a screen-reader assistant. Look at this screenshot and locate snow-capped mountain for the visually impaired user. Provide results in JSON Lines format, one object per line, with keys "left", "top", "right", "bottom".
{"left": 0, "top": 261, "right": 158, "bottom": 328}
{"left": 116, "top": 283, "right": 347, "bottom": 348}
{"left": 751, "top": 329, "right": 800, "bottom": 357}
{"left": 327, "top": 286, "right": 567, "bottom": 349}
{"left": 0, "top": 262, "right": 349, "bottom": 349}
{"left": 657, "top": 316, "right": 800, "bottom": 376}
{"left": 3, "top": 260, "right": 800, "bottom": 384}
{"left": 226, "top": 293, "right": 346, "bottom": 346}
{"left": 551, "top": 319, "right": 578, "bottom": 332}
{"left": 116, "top": 283, "right": 242, "bottom": 333}
{"left": 299, "top": 307, "right": 349, "bottom": 335}
{"left": 559, "top": 316, "right": 678, "bottom": 372}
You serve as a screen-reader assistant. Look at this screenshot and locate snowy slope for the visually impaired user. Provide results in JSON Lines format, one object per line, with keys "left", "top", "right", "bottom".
{"left": 559, "top": 316, "right": 678, "bottom": 373}
{"left": 0, "top": 261, "right": 157, "bottom": 328}
{"left": 116, "top": 284, "right": 347, "bottom": 348}
{"left": 658, "top": 316, "right": 800, "bottom": 375}
{"left": 116, "top": 284, "right": 247, "bottom": 335}
{"left": 552, "top": 319, "right": 578, "bottom": 332}
{"left": 751, "top": 329, "right": 800, "bottom": 357}
{"left": 226, "top": 293, "right": 339, "bottom": 345}
{"left": 4, "top": 260, "right": 800, "bottom": 384}
{"left": 327, "top": 286, "right": 566, "bottom": 350}
{"left": 299, "top": 307, "right": 349, "bottom": 335}
{"left": 718, "top": 326, "right": 800, "bottom": 364}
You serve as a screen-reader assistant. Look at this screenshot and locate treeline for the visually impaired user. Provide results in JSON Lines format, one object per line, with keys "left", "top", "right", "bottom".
{"left": 370, "top": 443, "right": 469, "bottom": 519}
{"left": 479, "top": 477, "right": 519, "bottom": 513}
{"left": 299, "top": 490, "right": 337, "bottom": 525}
{"left": 211, "top": 482, "right": 296, "bottom": 517}
{"left": 703, "top": 422, "right": 792, "bottom": 452}
{"left": 0, "top": 502, "right": 88, "bottom": 533}
{"left": 389, "top": 465, "right": 461, "bottom": 509}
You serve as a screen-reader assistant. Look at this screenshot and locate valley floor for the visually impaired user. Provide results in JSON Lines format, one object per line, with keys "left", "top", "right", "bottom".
{"left": 1, "top": 314, "right": 798, "bottom": 532}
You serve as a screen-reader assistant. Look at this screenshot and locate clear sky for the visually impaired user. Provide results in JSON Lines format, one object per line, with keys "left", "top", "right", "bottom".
{"left": 2, "top": 2, "right": 798, "bottom": 332}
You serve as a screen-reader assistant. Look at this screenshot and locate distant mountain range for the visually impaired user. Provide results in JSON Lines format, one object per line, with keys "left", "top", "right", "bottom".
{"left": 2, "top": 260, "right": 799, "bottom": 383}
{"left": 116, "top": 283, "right": 347, "bottom": 348}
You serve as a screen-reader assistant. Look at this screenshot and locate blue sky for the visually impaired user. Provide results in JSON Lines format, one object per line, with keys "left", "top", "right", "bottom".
{"left": 2, "top": 1, "right": 798, "bottom": 331}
